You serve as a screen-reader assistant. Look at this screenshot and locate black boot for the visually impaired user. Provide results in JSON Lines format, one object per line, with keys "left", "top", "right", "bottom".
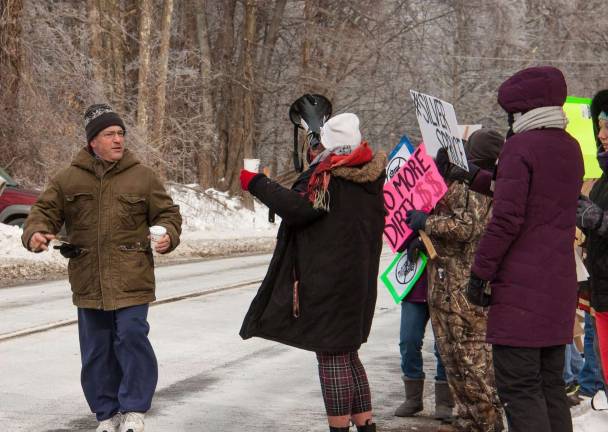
{"left": 329, "top": 427, "right": 350, "bottom": 432}
{"left": 356, "top": 420, "right": 376, "bottom": 432}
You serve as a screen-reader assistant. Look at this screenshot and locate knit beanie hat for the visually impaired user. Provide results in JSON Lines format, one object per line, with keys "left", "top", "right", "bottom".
{"left": 84, "top": 104, "right": 126, "bottom": 143}
{"left": 464, "top": 128, "right": 504, "bottom": 170}
{"left": 320, "top": 113, "right": 362, "bottom": 150}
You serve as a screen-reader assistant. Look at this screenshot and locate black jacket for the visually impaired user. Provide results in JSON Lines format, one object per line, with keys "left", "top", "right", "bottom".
{"left": 588, "top": 175, "right": 608, "bottom": 311}
{"left": 586, "top": 90, "right": 608, "bottom": 311}
{"left": 239, "top": 153, "right": 386, "bottom": 352}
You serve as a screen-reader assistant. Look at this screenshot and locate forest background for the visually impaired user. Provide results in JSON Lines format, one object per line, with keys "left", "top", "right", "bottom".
{"left": 1, "top": 0, "right": 606, "bottom": 193}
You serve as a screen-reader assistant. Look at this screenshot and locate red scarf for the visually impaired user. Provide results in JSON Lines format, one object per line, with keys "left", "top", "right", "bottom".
{"left": 307, "top": 141, "right": 373, "bottom": 209}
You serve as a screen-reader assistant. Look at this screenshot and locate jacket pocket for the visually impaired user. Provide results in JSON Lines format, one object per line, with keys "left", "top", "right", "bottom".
{"left": 68, "top": 249, "right": 95, "bottom": 296}
{"left": 116, "top": 246, "right": 155, "bottom": 295}
{"left": 118, "top": 194, "right": 147, "bottom": 229}
{"left": 65, "top": 193, "right": 95, "bottom": 230}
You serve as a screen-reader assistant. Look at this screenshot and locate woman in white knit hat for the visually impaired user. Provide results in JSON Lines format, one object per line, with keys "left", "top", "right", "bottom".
{"left": 239, "top": 112, "right": 386, "bottom": 432}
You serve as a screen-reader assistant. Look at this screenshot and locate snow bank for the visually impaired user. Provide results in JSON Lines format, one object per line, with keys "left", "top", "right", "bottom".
{"left": 0, "top": 184, "right": 279, "bottom": 285}
{"left": 166, "top": 183, "right": 278, "bottom": 238}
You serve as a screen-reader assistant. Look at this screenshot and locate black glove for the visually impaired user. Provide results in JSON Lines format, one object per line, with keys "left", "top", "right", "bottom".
{"left": 436, "top": 148, "right": 481, "bottom": 185}
{"left": 577, "top": 195, "right": 604, "bottom": 231}
{"left": 405, "top": 210, "right": 428, "bottom": 232}
{"left": 435, "top": 147, "right": 451, "bottom": 179}
{"left": 53, "top": 242, "right": 83, "bottom": 259}
{"left": 406, "top": 237, "right": 426, "bottom": 263}
{"left": 466, "top": 272, "right": 491, "bottom": 307}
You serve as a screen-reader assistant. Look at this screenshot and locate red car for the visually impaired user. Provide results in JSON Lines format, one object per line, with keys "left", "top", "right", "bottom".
{"left": 0, "top": 167, "right": 39, "bottom": 227}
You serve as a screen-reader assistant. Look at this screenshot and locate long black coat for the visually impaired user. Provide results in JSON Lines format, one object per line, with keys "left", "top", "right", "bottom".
{"left": 239, "top": 153, "right": 386, "bottom": 352}
{"left": 588, "top": 176, "right": 608, "bottom": 312}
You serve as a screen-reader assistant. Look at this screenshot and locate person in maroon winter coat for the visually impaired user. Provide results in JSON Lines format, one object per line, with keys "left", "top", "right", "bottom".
{"left": 468, "top": 66, "right": 584, "bottom": 432}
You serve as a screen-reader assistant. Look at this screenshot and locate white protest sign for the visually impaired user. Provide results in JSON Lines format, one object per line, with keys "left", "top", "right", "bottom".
{"left": 410, "top": 90, "right": 469, "bottom": 171}
{"left": 386, "top": 135, "right": 415, "bottom": 182}
{"left": 380, "top": 251, "right": 427, "bottom": 304}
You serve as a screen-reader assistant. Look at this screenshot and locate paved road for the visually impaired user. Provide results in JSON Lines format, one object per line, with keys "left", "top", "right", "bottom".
{"left": 0, "top": 252, "right": 443, "bottom": 431}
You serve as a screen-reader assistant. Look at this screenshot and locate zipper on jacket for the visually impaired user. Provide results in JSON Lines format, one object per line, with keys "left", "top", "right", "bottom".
{"left": 97, "top": 175, "right": 105, "bottom": 310}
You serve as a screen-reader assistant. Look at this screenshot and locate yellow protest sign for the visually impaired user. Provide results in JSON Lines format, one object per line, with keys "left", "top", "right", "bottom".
{"left": 564, "top": 96, "right": 602, "bottom": 179}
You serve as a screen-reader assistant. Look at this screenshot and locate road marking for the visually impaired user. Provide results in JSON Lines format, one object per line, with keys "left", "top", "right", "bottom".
{"left": 0, "top": 279, "right": 262, "bottom": 343}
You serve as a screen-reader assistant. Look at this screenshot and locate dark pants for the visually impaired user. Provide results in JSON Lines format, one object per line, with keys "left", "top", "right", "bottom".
{"left": 399, "top": 301, "right": 446, "bottom": 381}
{"left": 78, "top": 304, "right": 158, "bottom": 421}
{"left": 493, "top": 345, "right": 571, "bottom": 432}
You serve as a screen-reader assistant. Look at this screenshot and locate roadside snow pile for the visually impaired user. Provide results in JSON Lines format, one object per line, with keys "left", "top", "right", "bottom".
{"left": 166, "top": 183, "right": 278, "bottom": 237}
{"left": 0, "top": 184, "right": 278, "bottom": 286}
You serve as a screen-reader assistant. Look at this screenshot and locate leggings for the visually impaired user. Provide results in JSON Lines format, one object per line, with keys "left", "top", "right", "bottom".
{"left": 594, "top": 311, "right": 608, "bottom": 387}
{"left": 316, "top": 351, "right": 372, "bottom": 416}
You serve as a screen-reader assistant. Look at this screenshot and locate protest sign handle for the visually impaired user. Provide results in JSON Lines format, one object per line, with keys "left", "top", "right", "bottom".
{"left": 418, "top": 230, "right": 438, "bottom": 261}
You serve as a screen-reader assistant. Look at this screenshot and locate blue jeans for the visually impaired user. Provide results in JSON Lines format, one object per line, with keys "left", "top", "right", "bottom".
{"left": 78, "top": 304, "right": 158, "bottom": 421}
{"left": 399, "top": 301, "right": 446, "bottom": 381}
{"left": 563, "top": 343, "right": 583, "bottom": 385}
{"left": 579, "top": 312, "right": 604, "bottom": 396}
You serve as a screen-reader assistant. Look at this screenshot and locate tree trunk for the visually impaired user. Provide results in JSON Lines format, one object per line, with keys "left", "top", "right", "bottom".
{"left": 153, "top": 0, "right": 174, "bottom": 152}
{"left": 108, "top": 0, "right": 126, "bottom": 111}
{"left": 194, "top": 0, "right": 217, "bottom": 189}
{"left": 88, "top": 0, "right": 105, "bottom": 91}
{"left": 136, "top": 0, "right": 153, "bottom": 142}
{"left": 0, "top": 0, "right": 23, "bottom": 165}
{"left": 226, "top": 0, "right": 257, "bottom": 201}
{"left": 212, "top": 0, "right": 236, "bottom": 189}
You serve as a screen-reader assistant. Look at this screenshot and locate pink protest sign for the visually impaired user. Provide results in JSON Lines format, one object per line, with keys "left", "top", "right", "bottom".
{"left": 383, "top": 144, "right": 447, "bottom": 252}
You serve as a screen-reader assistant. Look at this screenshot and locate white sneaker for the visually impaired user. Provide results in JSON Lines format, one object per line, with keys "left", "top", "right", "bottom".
{"left": 591, "top": 390, "right": 608, "bottom": 411}
{"left": 120, "top": 412, "right": 145, "bottom": 432}
{"left": 97, "top": 413, "right": 122, "bottom": 432}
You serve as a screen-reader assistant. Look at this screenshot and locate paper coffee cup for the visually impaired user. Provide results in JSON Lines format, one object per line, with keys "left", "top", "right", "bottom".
{"left": 243, "top": 158, "right": 261, "bottom": 172}
{"left": 149, "top": 225, "right": 167, "bottom": 243}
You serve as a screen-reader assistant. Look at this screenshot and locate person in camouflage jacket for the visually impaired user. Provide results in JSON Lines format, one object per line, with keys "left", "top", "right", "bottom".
{"left": 406, "top": 129, "right": 504, "bottom": 432}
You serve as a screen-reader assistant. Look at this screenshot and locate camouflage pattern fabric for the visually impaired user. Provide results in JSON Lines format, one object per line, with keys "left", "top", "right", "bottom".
{"left": 425, "top": 181, "right": 504, "bottom": 432}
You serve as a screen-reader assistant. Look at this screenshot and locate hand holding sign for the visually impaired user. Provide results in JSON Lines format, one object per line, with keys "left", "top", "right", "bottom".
{"left": 383, "top": 144, "right": 447, "bottom": 253}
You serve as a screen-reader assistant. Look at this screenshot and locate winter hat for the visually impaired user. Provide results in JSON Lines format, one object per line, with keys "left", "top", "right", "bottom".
{"left": 84, "top": 103, "right": 126, "bottom": 143}
{"left": 320, "top": 113, "right": 362, "bottom": 150}
{"left": 497, "top": 66, "right": 567, "bottom": 114}
{"left": 464, "top": 129, "right": 504, "bottom": 170}
{"left": 591, "top": 90, "right": 608, "bottom": 149}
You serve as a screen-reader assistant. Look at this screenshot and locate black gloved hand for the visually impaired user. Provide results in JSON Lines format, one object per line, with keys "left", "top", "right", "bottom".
{"left": 406, "top": 237, "right": 426, "bottom": 263}
{"left": 435, "top": 148, "right": 451, "bottom": 179}
{"left": 466, "top": 272, "right": 491, "bottom": 307}
{"left": 405, "top": 210, "right": 428, "bottom": 232}
{"left": 435, "top": 147, "right": 481, "bottom": 185}
{"left": 450, "top": 162, "right": 480, "bottom": 185}
{"left": 53, "top": 242, "right": 83, "bottom": 259}
{"left": 577, "top": 195, "right": 604, "bottom": 231}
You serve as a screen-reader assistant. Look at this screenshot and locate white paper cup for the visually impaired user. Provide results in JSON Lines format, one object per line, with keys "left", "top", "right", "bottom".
{"left": 149, "top": 225, "right": 167, "bottom": 243}
{"left": 243, "top": 158, "right": 261, "bottom": 172}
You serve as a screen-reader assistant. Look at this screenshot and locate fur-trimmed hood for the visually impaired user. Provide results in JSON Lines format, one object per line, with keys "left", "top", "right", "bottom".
{"left": 332, "top": 151, "right": 387, "bottom": 183}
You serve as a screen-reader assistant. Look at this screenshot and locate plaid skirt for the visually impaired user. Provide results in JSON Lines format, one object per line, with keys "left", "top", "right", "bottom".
{"left": 316, "top": 351, "right": 372, "bottom": 416}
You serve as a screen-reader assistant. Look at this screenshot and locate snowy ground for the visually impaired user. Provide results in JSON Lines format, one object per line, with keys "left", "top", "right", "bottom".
{"left": 0, "top": 184, "right": 279, "bottom": 286}
{"left": 1, "top": 183, "right": 607, "bottom": 430}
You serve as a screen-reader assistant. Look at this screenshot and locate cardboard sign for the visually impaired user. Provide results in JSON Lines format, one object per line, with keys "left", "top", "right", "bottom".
{"left": 381, "top": 251, "right": 427, "bottom": 304}
{"left": 410, "top": 90, "right": 469, "bottom": 171}
{"left": 383, "top": 144, "right": 448, "bottom": 252}
{"left": 564, "top": 96, "right": 602, "bottom": 179}
{"left": 386, "top": 135, "right": 415, "bottom": 182}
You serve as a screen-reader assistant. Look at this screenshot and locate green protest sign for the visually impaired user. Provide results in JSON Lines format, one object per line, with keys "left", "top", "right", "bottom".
{"left": 380, "top": 252, "right": 427, "bottom": 304}
{"left": 564, "top": 96, "right": 601, "bottom": 179}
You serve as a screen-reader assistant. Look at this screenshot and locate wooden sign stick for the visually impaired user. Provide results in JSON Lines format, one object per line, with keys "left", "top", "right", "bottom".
{"left": 418, "top": 230, "right": 438, "bottom": 261}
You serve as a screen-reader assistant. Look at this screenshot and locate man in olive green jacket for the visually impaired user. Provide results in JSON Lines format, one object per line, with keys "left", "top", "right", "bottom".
{"left": 22, "top": 104, "right": 181, "bottom": 432}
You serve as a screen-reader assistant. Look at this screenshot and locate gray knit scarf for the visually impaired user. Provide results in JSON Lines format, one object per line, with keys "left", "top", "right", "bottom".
{"left": 512, "top": 106, "right": 568, "bottom": 134}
